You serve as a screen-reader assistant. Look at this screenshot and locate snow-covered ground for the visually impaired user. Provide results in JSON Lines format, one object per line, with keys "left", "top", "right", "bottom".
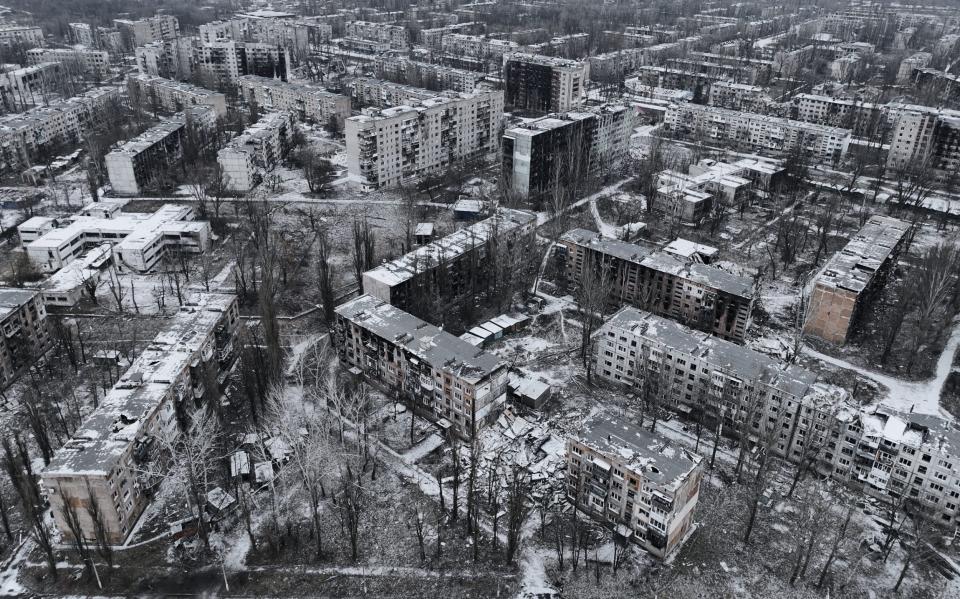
{"left": 803, "top": 317, "right": 960, "bottom": 418}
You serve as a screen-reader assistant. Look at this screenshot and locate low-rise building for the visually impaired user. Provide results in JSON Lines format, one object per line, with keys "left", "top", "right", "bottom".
{"left": 128, "top": 74, "right": 227, "bottom": 117}
{"left": 38, "top": 244, "right": 113, "bottom": 307}
{"left": 41, "top": 293, "right": 239, "bottom": 544}
{"left": 665, "top": 103, "right": 851, "bottom": 163}
{"left": 559, "top": 229, "right": 755, "bottom": 342}
{"left": 21, "top": 203, "right": 210, "bottom": 274}
{"left": 567, "top": 412, "right": 703, "bottom": 559}
{"left": 217, "top": 112, "right": 293, "bottom": 192}
{"left": 805, "top": 215, "right": 911, "bottom": 344}
{"left": 334, "top": 294, "right": 508, "bottom": 438}
{"left": 345, "top": 89, "right": 503, "bottom": 189}
{"left": 655, "top": 158, "right": 781, "bottom": 224}
{"left": 236, "top": 75, "right": 351, "bottom": 127}
{"left": 0, "top": 288, "right": 51, "bottom": 388}
{"left": 362, "top": 208, "right": 536, "bottom": 324}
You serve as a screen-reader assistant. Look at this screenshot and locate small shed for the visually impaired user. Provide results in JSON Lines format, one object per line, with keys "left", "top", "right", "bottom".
{"left": 254, "top": 461, "right": 274, "bottom": 483}
{"left": 92, "top": 350, "right": 121, "bottom": 368}
{"left": 664, "top": 238, "right": 719, "bottom": 264}
{"left": 229, "top": 450, "right": 251, "bottom": 479}
{"left": 459, "top": 332, "right": 484, "bottom": 347}
{"left": 478, "top": 321, "right": 504, "bottom": 340}
{"left": 469, "top": 326, "right": 495, "bottom": 343}
{"left": 414, "top": 222, "right": 434, "bottom": 245}
{"left": 508, "top": 373, "right": 553, "bottom": 409}
{"left": 453, "top": 198, "right": 484, "bottom": 220}
{"left": 205, "top": 487, "right": 237, "bottom": 517}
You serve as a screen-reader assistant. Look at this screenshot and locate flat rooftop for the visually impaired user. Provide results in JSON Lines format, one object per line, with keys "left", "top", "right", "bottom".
{"left": 816, "top": 215, "right": 911, "bottom": 294}
{"left": 562, "top": 228, "right": 754, "bottom": 298}
{"left": 43, "top": 294, "right": 236, "bottom": 477}
{"left": 25, "top": 204, "right": 200, "bottom": 253}
{"left": 576, "top": 412, "right": 701, "bottom": 488}
{"left": 336, "top": 294, "right": 504, "bottom": 384}
{"left": 0, "top": 287, "right": 39, "bottom": 320}
{"left": 364, "top": 208, "right": 535, "bottom": 288}
{"left": 604, "top": 307, "right": 817, "bottom": 399}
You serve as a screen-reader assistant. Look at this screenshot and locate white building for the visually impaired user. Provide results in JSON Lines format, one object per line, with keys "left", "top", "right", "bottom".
{"left": 20, "top": 203, "right": 210, "bottom": 274}
{"left": 113, "top": 15, "right": 180, "bottom": 48}
{"left": 344, "top": 20, "right": 409, "bottom": 49}
{"left": 441, "top": 33, "right": 519, "bottom": 59}
{"left": 68, "top": 23, "right": 94, "bottom": 46}
{"left": 127, "top": 73, "right": 227, "bottom": 117}
{"left": 897, "top": 51, "right": 933, "bottom": 84}
{"left": 218, "top": 112, "right": 293, "bottom": 191}
{"left": 236, "top": 75, "right": 351, "bottom": 126}
{"left": 135, "top": 37, "right": 194, "bottom": 80}
{"left": 665, "top": 103, "right": 851, "bottom": 162}
{"left": 345, "top": 89, "right": 504, "bottom": 189}
{"left": 0, "top": 25, "right": 44, "bottom": 48}
{"left": 38, "top": 243, "right": 113, "bottom": 307}
{"left": 199, "top": 18, "right": 309, "bottom": 52}
{"left": 374, "top": 56, "right": 482, "bottom": 92}
{"left": 26, "top": 47, "right": 111, "bottom": 78}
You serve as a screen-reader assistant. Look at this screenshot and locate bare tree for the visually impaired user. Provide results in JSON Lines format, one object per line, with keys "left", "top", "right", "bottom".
{"left": 576, "top": 262, "right": 612, "bottom": 385}
{"left": 352, "top": 218, "right": 376, "bottom": 291}
{"left": 141, "top": 407, "right": 223, "bottom": 552}
{"left": 3, "top": 435, "right": 56, "bottom": 579}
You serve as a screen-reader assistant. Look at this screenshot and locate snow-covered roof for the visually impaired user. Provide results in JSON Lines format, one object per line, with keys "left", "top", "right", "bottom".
{"left": 0, "top": 287, "right": 39, "bottom": 320}
{"left": 603, "top": 307, "right": 817, "bottom": 399}
{"left": 42, "top": 294, "right": 236, "bottom": 477}
{"left": 363, "top": 208, "right": 535, "bottom": 289}
{"left": 562, "top": 228, "right": 754, "bottom": 298}
{"left": 336, "top": 294, "right": 505, "bottom": 385}
{"left": 663, "top": 238, "right": 719, "bottom": 260}
{"left": 575, "top": 412, "right": 701, "bottom": 487}
{"left": 815, "top": 215, "right": 910, "bottom": 294}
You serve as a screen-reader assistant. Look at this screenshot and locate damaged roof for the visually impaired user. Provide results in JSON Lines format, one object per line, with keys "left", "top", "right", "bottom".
{"left": 336, "top": 294, "right": 504, "bottom": 384}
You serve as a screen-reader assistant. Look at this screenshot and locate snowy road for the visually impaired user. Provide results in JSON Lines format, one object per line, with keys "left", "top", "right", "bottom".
{"left": 802, "top": 318, "right": 960, "bottom": 418}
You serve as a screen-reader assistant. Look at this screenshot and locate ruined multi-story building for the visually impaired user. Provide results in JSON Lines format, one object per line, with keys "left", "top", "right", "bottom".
{"left": 559, "top": 229, "right": 755, "bottom": 342}
{"left": 805, "top": 215, "right": 911, "bottom": 344}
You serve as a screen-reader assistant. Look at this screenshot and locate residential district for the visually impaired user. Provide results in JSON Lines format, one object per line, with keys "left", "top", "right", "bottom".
{"left": 0, "top": 0, "right": 958, "bottom": 597}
